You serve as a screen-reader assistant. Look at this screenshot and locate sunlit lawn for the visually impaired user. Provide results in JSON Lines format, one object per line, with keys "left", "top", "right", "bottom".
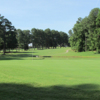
{"left": 0, "top": 47, "right": 100, "bottom": 100}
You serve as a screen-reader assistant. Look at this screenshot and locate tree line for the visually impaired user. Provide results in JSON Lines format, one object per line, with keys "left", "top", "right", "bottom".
{"left": 17, "top": 28, "right": 69, "bottom": 50}
{"left": 1, "top": 7, "right": 100, "bottom": 55}
{"left": 69, "top": 8, "right": 100, "bottom": 53}
{"left": 0, "top": 15, "right": 69, "bottom": 55}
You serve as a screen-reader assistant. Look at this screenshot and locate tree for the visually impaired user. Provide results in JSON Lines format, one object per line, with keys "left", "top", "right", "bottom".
{"left": 6, "top": 31, "right": 17, "bottom": 52}
{"left": 31, "top": 28, "right": 40, "bottom": 49}
{"left": 0, "top": 29, "right": 3, "bottom": 48}
{"left": 69, "top": 17, "right": 85, "bottom": 52}
{"left": 16, "top": 29, "right": 24, "bottom": 49}
{"left": 51, "top": 30, "right": 58, "bottom": 48}
{"left": 68, "top": 29, "right": 73, "bottom": 38}
{"left": 59, "top": 31, "right": 68, "bottom": 47}
{"left": 38, "top": 29, "right": 45, "bottom": 49}
{"left": 0, "top": 15, "right": 17, "bottom": 54}
{"left": 44, "top": 28, "right": 52, "bottom": 49}
{"left": 95, "top": 9, "right": 100, "bottom": 53}
{"left": 87, "top": 8, "right": 99, "bottom": 51}
{"left": 16, "top": 29, "right": 30, "bottom": 50}
{"left": 0, "top": 37, "right": 3, "bottom": 46}
{"left": 23, "top": 30, "right": 30, "bottom": 50}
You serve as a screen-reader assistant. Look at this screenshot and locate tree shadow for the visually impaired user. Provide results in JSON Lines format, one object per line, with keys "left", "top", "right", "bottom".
{"left": 43, "top": 56, "right": 51, "bottom": 58}
{"left": 0, "top": 50, "right": 37, "bottom": 54}
{"left": 0, "top": 83, "right": 100, "bottom": 100}
{"left": 94, "top": 53, "right": 100, "bottom": 55}
{"left": 4, "top": 51, "right": 37, "bottom": 53}
{"left": 0, "top": 52, "right": 52, "bottom": 60}
{"left": 12, "top": 52, "right": 37, "bottom": 53}
{"left": 0, "top": 53, "right": 44, "bottom": 60}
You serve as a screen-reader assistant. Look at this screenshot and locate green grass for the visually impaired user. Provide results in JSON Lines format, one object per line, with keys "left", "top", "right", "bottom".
{"left": 0, "top": 48, "right": 100, "bottom": 99}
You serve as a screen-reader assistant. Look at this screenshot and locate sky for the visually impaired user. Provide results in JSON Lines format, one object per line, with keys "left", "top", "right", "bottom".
{"left": 0, "top": 0, "right": 100, "bottom": 34}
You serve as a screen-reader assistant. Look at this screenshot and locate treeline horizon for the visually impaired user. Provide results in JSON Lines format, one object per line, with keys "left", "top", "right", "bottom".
{"left": 17, "top": 28, "right": 69, "bottom": 50}
{"left": 1, "top": 7, "right": 100, "bottom": 55}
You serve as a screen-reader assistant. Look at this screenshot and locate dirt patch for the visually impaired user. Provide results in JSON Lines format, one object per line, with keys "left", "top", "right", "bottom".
{"left": 66, "top": 50, "right": 69, "bottom": 53}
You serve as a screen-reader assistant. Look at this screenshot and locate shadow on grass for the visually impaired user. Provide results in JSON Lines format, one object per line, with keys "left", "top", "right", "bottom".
{"left": 0, "top": 53, "right": 44, "bottom": 60}
{"left": 43, "top": 56, "right": 51, "bottom": 58}
{"left": 0, "top": 51, "right": 37, "bottom": 54}
{"left": 0, "top": 83, "right": 100, "bottom": 100}
{"left": 0, "top": 52, "right": 52, "bottom": 60}
{"left": 94, "top": 53, "right": 100, "bottom": 55}
{"left": 10, "top": 52, "right": 37, "bottom": 53}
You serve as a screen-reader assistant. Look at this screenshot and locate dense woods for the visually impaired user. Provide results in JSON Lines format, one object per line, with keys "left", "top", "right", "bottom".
{"left": 69, "top": 8, "right": 100, "bottom": 53}
{"left": 30, "top": 28, "right": 68, "bottom": 49}
{"left": 16, "top": 28, "right": 69, "bottom": 50}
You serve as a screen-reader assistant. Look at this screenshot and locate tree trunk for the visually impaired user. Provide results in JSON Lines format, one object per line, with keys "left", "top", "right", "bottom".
{"left": 85, "top": 37, "right": 87, "bottom": 52}
{"left": 42, "top": 45, "right": 43, "bottom": 50}
{"left": 9, "top": 49, "right": 10, "bottom": 53}
{"left": 3, "top": 32, "right": 6, "bottom": 55}
{"left": 16, "top": 48, "right": 17, "bottom": 52}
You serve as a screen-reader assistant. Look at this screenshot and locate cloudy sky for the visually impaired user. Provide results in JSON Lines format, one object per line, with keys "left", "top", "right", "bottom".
{"left": 0, "top": 0, "right": 100, "bottom": 34}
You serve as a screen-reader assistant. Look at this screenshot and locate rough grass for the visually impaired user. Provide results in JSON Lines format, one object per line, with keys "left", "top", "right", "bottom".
{"left": 0, "top": 47, "right": 100, "bottom": 100}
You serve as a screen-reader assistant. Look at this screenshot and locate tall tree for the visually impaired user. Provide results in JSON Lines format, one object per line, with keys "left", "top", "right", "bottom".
{"left": 16, "top": 29, "right": 30, "bottom": 50}
{"left": 6, "top": 31, "right": 17, "bottom": 52}
{"left": 44, "top": 28, "right": 52, "bottom": 49}
{"left": 0, "top": 15, "right": 17, "bottom": 54}
{"left": 23, "top": 30, "right": 30, "bottom": 50}
{"left": 31, "top": 28, "right": 40, "bottom": 49}
{"left": 95, "top": 9, "right": 100, "bottom": 53}
{"left": 69, "top": 17, "right": 85, "bottom": 52}
{"left": 87, "top": 8, "right": 99, "bottom": 51}
{"left": 68, "top": 29, "right": 73, "bottom": 37}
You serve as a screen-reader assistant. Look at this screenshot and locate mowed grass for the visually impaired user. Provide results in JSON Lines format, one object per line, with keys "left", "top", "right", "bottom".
{"left": 0, "top": 48, "right": 100, "bottom": 100}
{"left": 0, "top": 60, "right": 100, "bottom": 86}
